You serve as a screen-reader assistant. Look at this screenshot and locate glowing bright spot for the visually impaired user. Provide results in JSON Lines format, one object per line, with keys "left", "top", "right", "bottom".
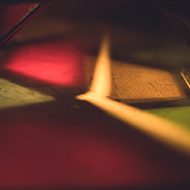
{"left": 4, "top": 41, "right": 84, "bottom": 86}
{"left": 77, "top": 34, "right": 190, "bottom": 156}
{"left": 90, "top": 34, "right": 111, "bottom": 97}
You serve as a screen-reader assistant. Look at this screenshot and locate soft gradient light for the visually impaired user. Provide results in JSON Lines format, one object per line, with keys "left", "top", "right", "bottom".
{"left": 77, "top": 34, "right": 190, "bottom": 156}
{"left": 4, "top": 41, "right": 84, "bottom": 86}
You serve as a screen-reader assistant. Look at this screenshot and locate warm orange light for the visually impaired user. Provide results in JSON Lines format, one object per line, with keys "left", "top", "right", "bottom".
{"left": 77, "top": 34, "right": 190, "bottom": 156}
{"left": 89, "top": 34, "right": 111, "bottom": 97}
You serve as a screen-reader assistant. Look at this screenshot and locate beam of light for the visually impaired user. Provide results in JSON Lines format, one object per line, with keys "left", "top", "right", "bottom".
{"left": 77, "top": 34, "right": 190, "bottom": 156}
{"left": 78, "top": 95, "right": 190, "bottom": 155}
{"left": 90, "top": 34, "right": 111, "bottom": 97}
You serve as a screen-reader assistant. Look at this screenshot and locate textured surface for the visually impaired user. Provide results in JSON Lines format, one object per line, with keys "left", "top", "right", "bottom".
{"left": 0, "top": 0, "right": 190, "bottom": 189}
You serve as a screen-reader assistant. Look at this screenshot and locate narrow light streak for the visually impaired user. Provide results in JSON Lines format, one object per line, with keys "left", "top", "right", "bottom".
{"left": 90, "top": 34, "right": 111, "bottom": 97}
{"left": 77, "top": 34, "right": 190, "bottom": 156}
{"left": 78, "top": 95, "right": 190, "bottom": 155}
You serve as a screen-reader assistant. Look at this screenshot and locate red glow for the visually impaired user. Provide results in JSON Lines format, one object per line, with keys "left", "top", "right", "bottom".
{"left": 4, "top": 41, "right": 84, "bottom": 86}
{"left": 0, "top": 112, "right": 189, "bottom": 189}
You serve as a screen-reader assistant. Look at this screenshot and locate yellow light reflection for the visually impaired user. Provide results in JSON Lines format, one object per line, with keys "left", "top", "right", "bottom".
{"left": 77, "top": 34, "right": 190, "bottom": 156}
{"left": 0, "top": 78, "right": 55, "bottom": 110}
{"left": 90, "top": 34, "right": 111, "bottom": 97}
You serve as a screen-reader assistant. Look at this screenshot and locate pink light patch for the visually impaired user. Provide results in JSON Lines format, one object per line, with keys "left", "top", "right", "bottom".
{"left": 4, "top": 41, "right": 84, "bottom": 86}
